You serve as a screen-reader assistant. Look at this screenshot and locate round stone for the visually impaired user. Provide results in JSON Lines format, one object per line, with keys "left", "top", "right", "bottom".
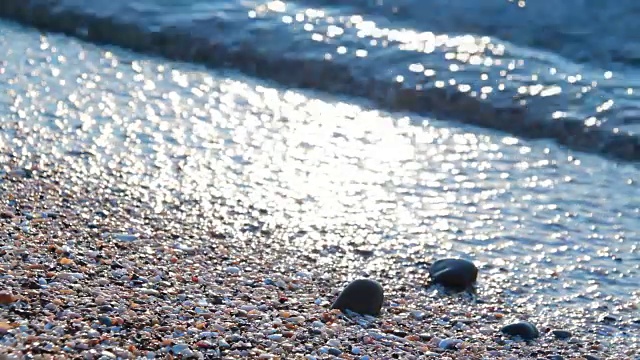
{"left": 429, "top": 258, "right": 478, "bottom": 289}
{"left": 331, "top": 279, "right": 384, "bottom": 316}
{"left": 500, "top": 321, "right": 540, "bottom": 340}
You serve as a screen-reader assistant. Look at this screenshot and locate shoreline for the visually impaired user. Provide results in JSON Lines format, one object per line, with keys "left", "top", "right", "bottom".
{"left": 1, "top": 160, "right": 638, "bottom": 359}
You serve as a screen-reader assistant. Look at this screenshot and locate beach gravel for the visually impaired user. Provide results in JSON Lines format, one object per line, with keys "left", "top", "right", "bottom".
{"left": 0, "top": 157, "right": 638, "bottom": 360}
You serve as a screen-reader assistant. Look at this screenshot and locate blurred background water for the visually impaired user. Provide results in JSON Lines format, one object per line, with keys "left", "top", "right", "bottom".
{"left": 0, "top": 0, "right": 639, "bottom": 316}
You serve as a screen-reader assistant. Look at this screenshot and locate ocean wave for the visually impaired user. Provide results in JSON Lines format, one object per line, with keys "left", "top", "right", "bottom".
{"left": 1, "top": 0, "right": 640, "bottom": 160}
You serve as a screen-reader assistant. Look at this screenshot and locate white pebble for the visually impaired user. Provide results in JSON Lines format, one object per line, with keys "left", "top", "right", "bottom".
{"left": 267, "top": 334, "right": 284, "bottom": 342}
{"left": 225, "top": 266, "right": 241, "bottom": 274}
{"left": 327, "top": 339, "right": 340, "bottom": 347}
{"left": 410, "top": 311, "right": 425, "bottom": 320}
{"left": 139, "top": 288, "right": 160, "bottom": 296}
{"left": 240, "top": 305, "right": 256, "bottom": 311}
{"left": 295, "top": 271, "right": 312, "bottom": 278}
{"left": 113, "top": 233, "right": 139, "bottom": 242}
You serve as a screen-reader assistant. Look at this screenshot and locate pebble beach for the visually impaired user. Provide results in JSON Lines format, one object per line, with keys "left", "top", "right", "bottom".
{"left": 0, "top": 4, "right": 640, "bottom": 358}
{"left": 1, "top": 153, "right": 639, "bottom": 359}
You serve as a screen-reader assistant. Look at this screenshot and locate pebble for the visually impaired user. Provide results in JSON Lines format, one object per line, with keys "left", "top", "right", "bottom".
{"left": 351, "top": 346, "right": 362, "bottom": 355}
{"left": 438, "top": 338, "right": 461, "bottom": 350}
{"left": 225, "top": 266, "right": 241, "bottom": 274}
{"left": 113, "top": 233, "right": 139, "bottom": 242}
{"left": 327, "top": 339, "right": 340, "bottom": 347}
{"left": 429, "top": 258, "right": 478, "bottom": 289}
{"left": 98, "top": 316, "right": 112, "bottom": 326}
{"left": 171, "top": 344, "right": 190, "bottom": 354}
{"left": 551, "top": 329, "right": 572, "bottom": 340}
{"left": 410, "top": 310, "right": 425, "bottom": 320}
{"left": 331, "top": 279, "right": 384, "bottom": 316}
{"left": 548, "top": 356, "right": 564, "bottom": 360}
{"left": 101, "top": 351, "right": 116, "bottom": 359}
{"left": 500, "top": 321, "right": 540, "bottom": 340}
{"left": 327, "top": 347, "right": 342, "bottom": 356}
{"left": 0, "top": 292, "right": 17, "bottom": 305}
{"left": 267, "top": 334, "right": 284, "bottom": 342}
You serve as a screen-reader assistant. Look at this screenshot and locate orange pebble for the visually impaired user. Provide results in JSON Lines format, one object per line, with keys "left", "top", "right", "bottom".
{"left": 59, "top": 258, "right": 74, "bottom": 265}
{"left": 0, "top": 293, "right": 17, "bottom": 305}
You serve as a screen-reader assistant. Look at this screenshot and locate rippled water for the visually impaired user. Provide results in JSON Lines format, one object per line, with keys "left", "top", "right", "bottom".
{"left": 0, "top": 15, "right": 639, "bottom": 318}
{"left": 2, "top": 0, "right": 640, "bottom": 159}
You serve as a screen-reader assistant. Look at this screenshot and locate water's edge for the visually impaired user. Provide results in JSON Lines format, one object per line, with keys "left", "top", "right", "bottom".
{"left": 1, "top": 0, "right": 639, "bottom": 161}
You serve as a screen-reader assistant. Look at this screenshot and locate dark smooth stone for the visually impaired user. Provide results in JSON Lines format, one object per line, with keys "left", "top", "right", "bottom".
{"left": 500, "top": 321, "right": 540, "bottom": 340}
{"left": 429, "top": 258, "right": 478, "bottom": 289}
{"left": 552, "top": 329, "right": 572, "bottom": 340}
{"left": 548, "top": 356, "right": 564, "bottom": 360}
{"left": 331, "top": 279, "right": 384, "bottom": 316}
{"left": 584, "top": 356, "right": 600, "bottom": 360}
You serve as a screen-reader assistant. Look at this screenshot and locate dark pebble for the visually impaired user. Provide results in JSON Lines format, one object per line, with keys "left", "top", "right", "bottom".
{"left": 211, "top": 296, "right": 224, "bottom": 305}
{"left": 548, "top": 356, "right": 564, "bottom": 360}
{"left": 98, "top": 316, "right": 112, "bottom": 326}
{"left": 429, "top": 258, "right": 478, "bottom": 289}
{"left": 584, "top": 356, "right": 600, "bottom": 360}
{"left": 551, "top": 330, "right": 572, "bottom": 340}
{"left": 22, "top": 280, "right": 42, "bottom": 290}
{"left": 99, "top": 305, "right": 115, "bottom": 313}
{"left": 500, "top": 321, "right": 539, "bottom": 340}
{"left": 331, "top": 279, "right": 384, "bottom": 316}
{"left": 327, "top": 348, "right": 342, "bottom": 356}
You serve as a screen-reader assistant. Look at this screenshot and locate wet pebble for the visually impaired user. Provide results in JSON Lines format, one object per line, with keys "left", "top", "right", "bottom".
{"left": 331, "top": 279, "right": 384, "bottom": 316}
{"left": 429, "top": 258, "right": 478, "bottom": 289}
{"left": 225, "top": 266, "right": 241, "bottom": 274}
{"left": 551, "top": 329, "right": 572, "bottom": 340}
{"left": 500, "top": 321, "right": 539, "bottom": 340}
